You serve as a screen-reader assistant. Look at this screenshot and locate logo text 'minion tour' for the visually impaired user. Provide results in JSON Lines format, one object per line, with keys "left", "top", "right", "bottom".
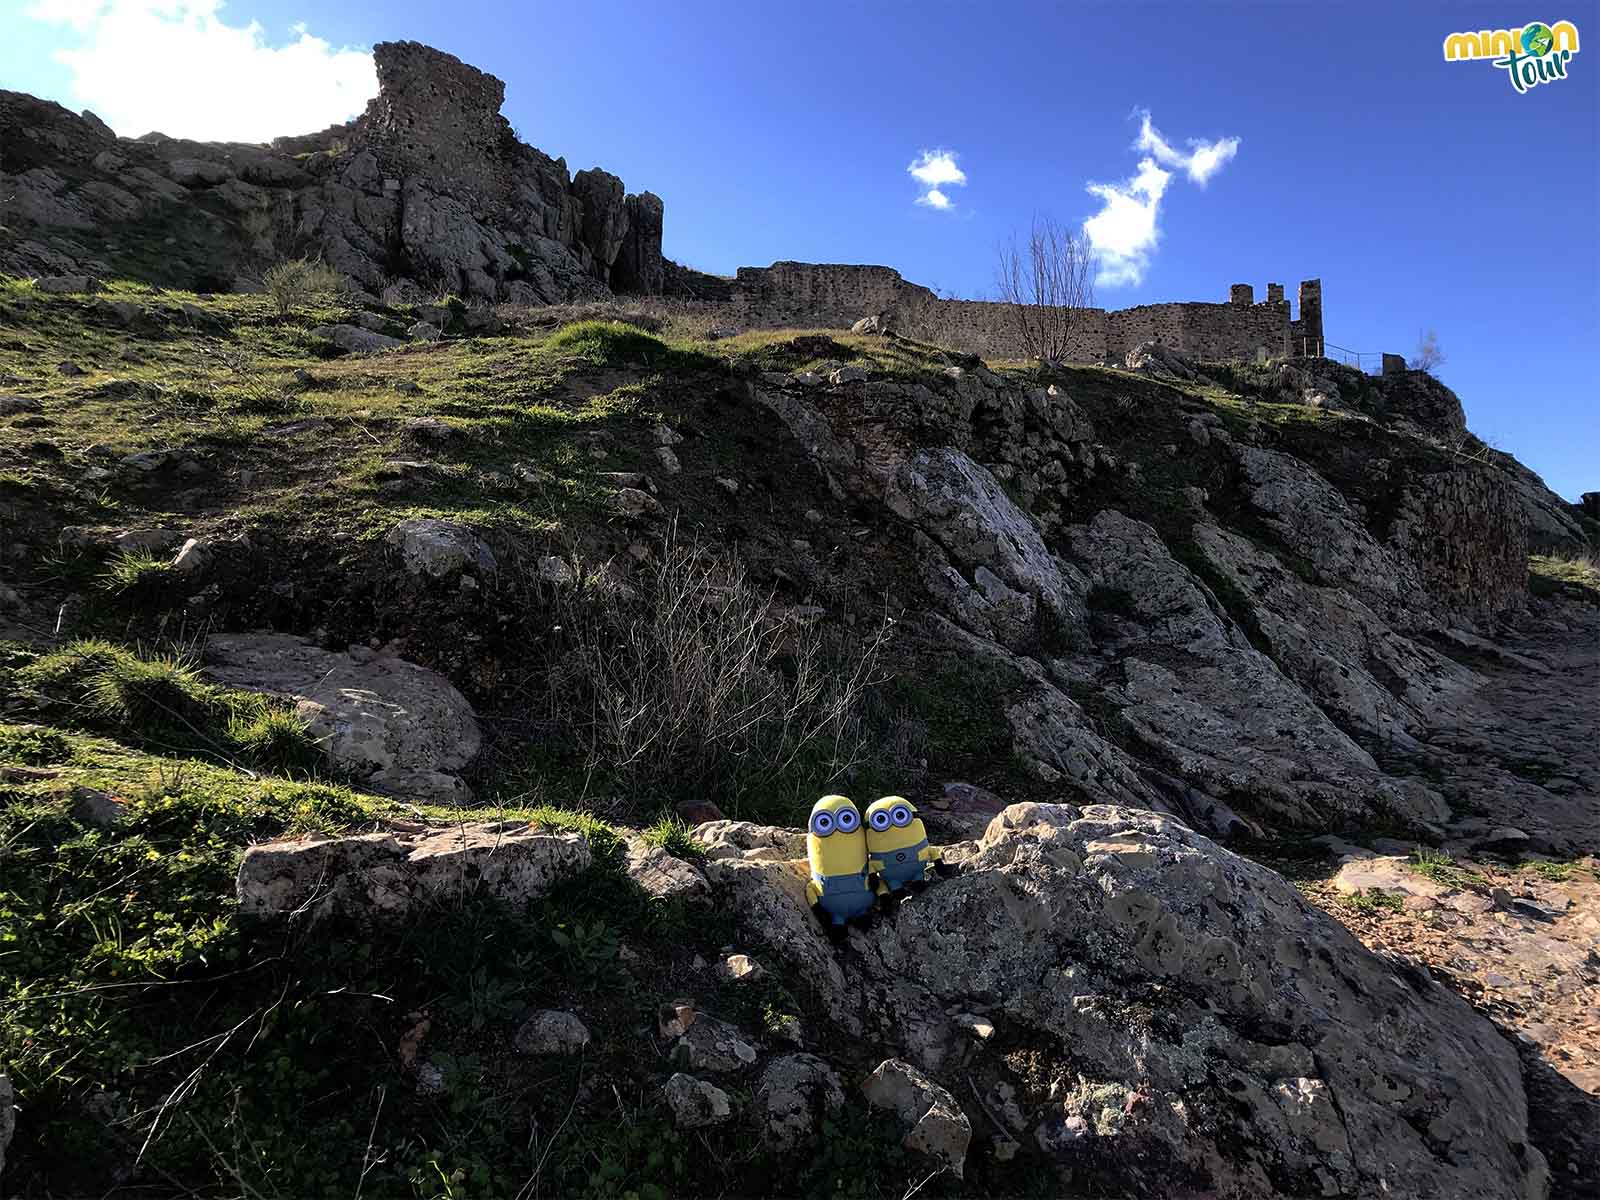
{"left": 1444, "top": 20, "right": 1581, "bottom": 93}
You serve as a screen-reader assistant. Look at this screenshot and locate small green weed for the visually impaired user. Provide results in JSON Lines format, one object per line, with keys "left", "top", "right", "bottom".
{"left": 264, "top": 257, "right": 345, "bottom": 317}
{"left": 640, "top": 814, "right": 708, "bottom": 861}
{"left": 1342, "top": 888, "right": 1405, "bottom": 915}
{"left": 1409, "top": 845, "right": 1477, "bottom": 888}
{"left": 1521, "top": 860, "right": 1574, "bottom": 883}
{"left": 549, "top": 918, "right": 619, "bottom": 987}
{"left": 0, "top": 724, "right": 75, "bottom": 765}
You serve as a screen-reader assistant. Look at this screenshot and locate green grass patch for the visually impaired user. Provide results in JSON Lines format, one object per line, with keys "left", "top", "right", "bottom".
{"left": 0, "top": 722, "right": 759, "bottom": 1197}
{"left": 1409, "top": 845, "right": 1478, "bottom": 889}
{"left": 0, "top": 724, "right": 76, "bottom": 765}
{"left": 1342, "top": 888, "right": 1405, "bottom": 914}
{"left": 640, "top": 814, "right": 710, "bottom": 861}
{"left": 544, "top": 319, "right": 685, "bottom": 369}
{"left": 1528, "top": 552, "right": 1600, "bottom": 604}
{"left": 99, "top": 548, "right": 179, "bottom": 596}
{"left": 1521, "top": 860, "right": 1575, "bottom": 883}
{"left": 17, "top": 639, "right": 321, "bottom": 773}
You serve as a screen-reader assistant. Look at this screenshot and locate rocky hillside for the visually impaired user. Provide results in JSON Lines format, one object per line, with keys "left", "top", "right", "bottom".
{"left": 0, "top": 277, "right": 1596, "bottom": 1199}
{"left": 1, "top": 41, "right": 674, "bottom": 304}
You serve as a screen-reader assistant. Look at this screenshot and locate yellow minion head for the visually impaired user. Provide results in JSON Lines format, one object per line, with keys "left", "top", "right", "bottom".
{"left": 864, "top": 795, "right": 928, "bottom": 854}
{"left": 807, "top": 794, "right": 867, "bottom": 876}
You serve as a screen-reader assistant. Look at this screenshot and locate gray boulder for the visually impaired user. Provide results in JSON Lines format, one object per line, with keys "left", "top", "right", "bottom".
{"left": 623, "top": 836, "right": 710, "bottom": 903}
{"left": 662, "top": 1073, "right": 733, "bottom": 1128}
{"left": 883, "top": 447, "right": 1087, "bottom": 649}
{"left": 613, "top": 191, "right": 664, "bottom": 293}
{"left": 237, "top": 821, "right": 592, "bottom": 922}
{"left": 861, "top": 1059, "right": 972, "bottom": 1178}
{"left": 672, "top": 1015, "right": 758, "bottom": 1074}
{"left": 514, "top": 1010, "right": 591, "bottom": 1056}
{"left": 753, "top": 1054, "right": 845, "bottom": 1150}
{"left": 701, "top": 856, "right": 854, "bottom": 1029}
{"left": 203, "top": 633, "right": 481, "bottom": 803}
{"left": 571, "top": 168, "right": 629, "bottom": 278}
{"left": 1236, "top": 446, "right": 1431, "bottom": 628}
{"left": 706, "top": 800, "right": 1549, "bottom": 1197}
{"left": 853, "top": 803, "right": 1545, "bottom": 1199}
{"left": 384, "top": 517, "right": 497, "bottom": 580}
{"left": 309, "top": 324, "right": 404, "bottom": 353}
{"left": 1190, "top": 522, "right": 1477, "bottom": 743}
{"left": 691, "top": 820, "right": 806, "bottom": 861}
{"left": 34, "top": 274, "right": 99, "bottom": 294}
{"left": 1123, "top": 340, "right": 1198, "bottom": 380}
{"left": 1067, "top": 510, "right": 1447, "bottom": 831}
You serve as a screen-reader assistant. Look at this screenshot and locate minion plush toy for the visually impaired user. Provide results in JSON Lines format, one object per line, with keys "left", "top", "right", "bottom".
{"left": 865, "top": 796, "right": 941, "bottom": 893}
{"left": 805, "top": 794, "right": 876, "bottom": 927}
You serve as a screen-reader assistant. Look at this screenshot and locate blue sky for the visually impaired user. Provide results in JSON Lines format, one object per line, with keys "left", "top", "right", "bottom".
{"left": 4, "top": 1, "right": 1595, "bottom": 499}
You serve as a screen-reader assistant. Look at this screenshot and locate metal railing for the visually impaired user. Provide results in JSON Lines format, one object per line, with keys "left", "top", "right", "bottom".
{"left": 1296, "top": 338, "right": 1385, "bottom": 374}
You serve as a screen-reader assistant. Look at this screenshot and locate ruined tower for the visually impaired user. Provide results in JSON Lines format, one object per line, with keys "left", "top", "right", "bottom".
{"left": 357, "top": 41, "right": 514, "bottom": 204}
{"left": 1291, "top": 279, "right": 1324, "bottom": 356}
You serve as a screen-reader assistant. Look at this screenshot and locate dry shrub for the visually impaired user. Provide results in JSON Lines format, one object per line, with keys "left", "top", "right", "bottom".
{"left": 540, "top": 531, "right": 890, "bottom": 819}
{"left": 264, "top": 257, "right": 345, "bottom": 316}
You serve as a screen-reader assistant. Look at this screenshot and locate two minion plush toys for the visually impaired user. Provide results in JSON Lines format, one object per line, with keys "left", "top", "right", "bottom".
{"left": 805, "top": 794, "right": 942, "bottom": 931}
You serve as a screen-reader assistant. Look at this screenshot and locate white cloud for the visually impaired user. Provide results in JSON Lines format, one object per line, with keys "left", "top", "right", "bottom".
{"left": 908, "top": 148, "right": 966, "bottom": 210}
{"left": 1134, "top": 110, "right": 1239, "bottom": 186}
{"left": 1081, "top": 109, "right": 1239, "bottom": 286}
{"left": 24, "top": 0, "right": 376, "bottom": 142}
{"left": 1082, "top": 158, "right": 1171, "bottom": 287}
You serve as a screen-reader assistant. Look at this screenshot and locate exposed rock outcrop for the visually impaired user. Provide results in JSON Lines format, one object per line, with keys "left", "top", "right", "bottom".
{"left": 236, "top": 821, "right": 593, "bottom": 921}
{"left": 0, "top": 42, "right": 666, "bottom": 303}
{"left": 203, "top": 633, "right": 481, "bottom": 802}
{"left": 1067, "top": 509, "right": 1446, "bottom": 830}
{"left": 705, "top": 802, "right": 1549, "bottom": 1199}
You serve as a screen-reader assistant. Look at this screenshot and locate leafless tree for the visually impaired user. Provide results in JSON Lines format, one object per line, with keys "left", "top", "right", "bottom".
{"left": 1411, "top": 328, "right": 1445, "bottom": 372}
{"left": 995, "top": 216, "right": 1096, "bottom": 364}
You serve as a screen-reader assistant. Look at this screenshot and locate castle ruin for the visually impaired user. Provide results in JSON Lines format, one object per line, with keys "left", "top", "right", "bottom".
{"left": 2, "top": 36, "right": 1323, "bottom": 365}
{"left": 704, "top": 262, "right": 1326, "bottom": 364}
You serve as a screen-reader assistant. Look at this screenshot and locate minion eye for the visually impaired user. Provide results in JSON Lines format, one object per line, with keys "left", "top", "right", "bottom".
{"left": 870, "top": 810, "right": 891, "bottom": 830}
{"left": 836, "top": 808, "right": 859, "bottom": 832}
{"left": 811, "top": 811, "right": 834, "bottom": 836}
{"left": 892, "top": 806, "right": 913, "bottom": 827}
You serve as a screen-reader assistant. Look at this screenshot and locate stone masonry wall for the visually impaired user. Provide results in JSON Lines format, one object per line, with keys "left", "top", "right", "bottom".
{"left": 725, "top": 262, "right": 1322, "bottom": 364}
{"left": 357, "top": 41, "right": 513, "bottom": 205}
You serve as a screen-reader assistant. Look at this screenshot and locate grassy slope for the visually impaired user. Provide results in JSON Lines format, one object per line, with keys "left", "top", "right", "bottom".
{"left": 0, "top": 281, "right": 1570, "bottom": 1198}
{"left": 0, "top": 288, "right": 1060, "bottom": 1197}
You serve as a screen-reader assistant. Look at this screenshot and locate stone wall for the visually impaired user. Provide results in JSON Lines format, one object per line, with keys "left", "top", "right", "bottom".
{"left": 724, "top": 262, "right": 1324, "bottom": 365}
{"left": 358, "top": 41, "right": 513, "bottom": 205}
{"left": 1389, "top": 467, "right": 1530, "bottom": 621}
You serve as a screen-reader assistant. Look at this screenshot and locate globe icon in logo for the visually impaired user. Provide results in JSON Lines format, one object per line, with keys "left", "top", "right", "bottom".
{"left": 1522, "top": 22, "right": 1554, "bottom": 55}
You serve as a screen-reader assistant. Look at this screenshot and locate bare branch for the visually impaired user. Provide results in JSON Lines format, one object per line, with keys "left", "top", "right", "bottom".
{"left": 996, "top": 215, "right": 1096, "bottom": 364}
